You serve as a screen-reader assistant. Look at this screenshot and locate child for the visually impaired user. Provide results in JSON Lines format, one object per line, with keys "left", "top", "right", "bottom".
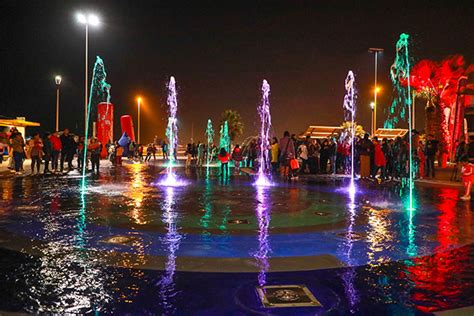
{"left": 218, "top": 147, "right": 230, "bottom": 178}
{"left": 145, "top": 144, "right": 153, "bottom": 162}
{"left": 116, "top": 145, "right": 124, "bottom": 166}
{"left": 231, "top": 144, "right": 243, "bottom": 173}
{"left": 289, "top": 153, "right": 299, "bottom": 180}
{"left": 460, "top": 155, "right": 474, "bottom": 200}
{"left": 185, "top": 143, "right": 193, "bottom": 168}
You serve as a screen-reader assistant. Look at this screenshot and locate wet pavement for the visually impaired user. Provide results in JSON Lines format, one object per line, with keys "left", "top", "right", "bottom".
{"left": 0, "top": 161, "right": 473, "bottom": 314}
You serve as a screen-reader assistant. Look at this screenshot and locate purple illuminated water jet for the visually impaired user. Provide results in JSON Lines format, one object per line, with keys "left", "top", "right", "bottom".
{"left": 160, "top": 76, "right": 186, "bottom": 187}
{"left": 255, "top": 80, "right": 272, "bottom": 186}
{"left": 343, "top": 71, "right": 357, "bottom": 197}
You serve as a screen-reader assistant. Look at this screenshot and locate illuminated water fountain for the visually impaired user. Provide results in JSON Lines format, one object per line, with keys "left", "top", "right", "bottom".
{"left": 219, "top": 121, "right": 230, "bottom": 152}
{"left": 205, "top": 119, "right": 215, "bottom": 176}
{"left": 385, "top": 33, "right": 415, "bottom": 210}
{"left": 219, "top": 121, "right": 230, "bottom": 176}
{"left": 255, "top": 80, "right": 272, "bottom": 186}
{"left": 342, "top": 71, "right": 357, "bottom": 197}
{"left": 81, "top": 56, "right": 110, "bottom": 186}
{"left": 159, "top": 76, "right": 186, "bottom": 187}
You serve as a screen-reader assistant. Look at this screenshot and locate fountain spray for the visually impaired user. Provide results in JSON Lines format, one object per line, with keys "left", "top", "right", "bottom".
{"left": 343, "top": 71, "right": 357, "bottom": 197}
{"left": 255, "top": 79, "right": 272, "bottom": 186}
{"left": 219, "top": 121, "right": 230, "bottom": 176}
{"left": 160, "top": 76, "right": 183, "bottom": 186}
{"left": 205, "top": 119, "right": 215, "bottom": 175}
{"left": 81, "top": 56, "right": 110, "bottom": 187}
{"left": 386, "top": 34, "right": 415, "bottom": 210}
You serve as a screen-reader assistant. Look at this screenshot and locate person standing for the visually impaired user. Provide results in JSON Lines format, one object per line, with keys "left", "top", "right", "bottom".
{"left": 231, "top": 144, "right": 243, "bottom": 173}
{"left": 185, "top": 143, "right": 193, "bottom": 168}
{"left": 279, "top": 131, "right": 295, "bottom": 179}
{"left": 60, "top": 128, "right": 74, "bottom": 172}
{"left": 460, "top": 155, "right": 474, "bottom": 200}
{"left": 372, "top": 137, "right": 386, "bottom": 180}
{"left": 88, "top": 138, "right": 101, "bottom": 174}
{"left": 298, "top": 141, "right": 309, "bottom": 174}
{"left": 145, "top": 144, "right": 153, "bottom": 162}
{"left": 319, "top": 139, "right": 330, "bottom": 174}
{"left": 10, "top": 131, "right": 25, "bottom": 174}
{"left": 197, "top": 142, "right": 206, "bottom": 167}
{"left": 424, "top": 134, "right": 438, "bottom": 178}
{"left": 270, "top": 137, "right": 279, "bottom": 174}
{"left": 138, "top": 144, "right": 144, "bottom": 162}
{"left": 77, "top": 136, "right": 85, "bottom": 171}
{"left": 116, "top": 143, "right": 124, "bottom": 166}
{"left": 218, "top": 147, "right": 231, "bottom": 178}
{"left": 30, "top": 133, "right": 43, "bottom": 175}
{"left": 50, "top": 131, "right": 62, "bottom": 172}
{"left": 162, "top": 141, "right": 169, "bottom": 160}
{"left": 42, "top": 133, "right": 52, "bottom": 174}
{"left": 358, "top": 133, "right": 373, "bottom": 178}
{"left": 417, "top": 140, "right": 426, "bottom": 179}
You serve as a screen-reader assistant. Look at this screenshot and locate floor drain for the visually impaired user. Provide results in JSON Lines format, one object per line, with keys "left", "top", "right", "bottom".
{"left": 336, "top": 231, "right": 364, "bottom": 240}
{"left": 256, "top": 285, "right": 321, "bottom": 308}
{"left": 100, "top": 235, "right": 138, "bottom": 245}
{"left": 227, "top": 219, "right": 249, "bottom": 224}
{"left": 314, "top": 212, "right": 330, "bottom": 216}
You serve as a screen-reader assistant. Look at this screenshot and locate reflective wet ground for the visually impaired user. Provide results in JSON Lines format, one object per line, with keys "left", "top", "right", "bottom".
{"left": 0, "top": 162, "right": 473, "bottom": 314}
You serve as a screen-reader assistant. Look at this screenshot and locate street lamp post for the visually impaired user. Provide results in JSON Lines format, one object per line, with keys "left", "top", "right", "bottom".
{"left": 370, "top": 102, "right": 375, "bottom": 135}
{"left": 137, "top": 97, "right": 142, "bottom": 144}
{"left": 369, "top": 48, "right": 384, "bottom": 134}
{"left": 76, "top": 12, "right": 100, "bottom": 135}
{"left": 55, "top": 75, "right": 62, "bottom": 131}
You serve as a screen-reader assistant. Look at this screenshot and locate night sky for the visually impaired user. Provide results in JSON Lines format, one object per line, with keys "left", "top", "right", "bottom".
{"left": 1, "top": 0, "right": 473, "bottom": 143}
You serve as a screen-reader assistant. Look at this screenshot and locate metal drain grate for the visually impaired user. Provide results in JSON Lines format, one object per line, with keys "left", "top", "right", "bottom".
{"left": 256, "top": 285, "right": 322, "bottom": 308}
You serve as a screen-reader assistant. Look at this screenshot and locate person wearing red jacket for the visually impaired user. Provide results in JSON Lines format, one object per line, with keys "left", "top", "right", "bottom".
{"left": 372, "top": 137, "right": 386, "bottom": 180}
{"left": 460, "top": 155, "right": 474, "bottom": 200}
{"left": 50, "top": 131, "right": 62, "bottom": 172}
{"left": 218, "top": 147, "right": 231, "bottom": 178}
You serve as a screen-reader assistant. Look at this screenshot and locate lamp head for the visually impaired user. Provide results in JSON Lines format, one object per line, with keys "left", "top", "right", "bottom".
{"left": 55, "top": 75, "right": 62, "bottom": 85}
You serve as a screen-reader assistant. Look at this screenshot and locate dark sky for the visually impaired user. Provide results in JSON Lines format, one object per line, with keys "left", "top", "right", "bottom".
{"left": 1, "top": 0, "right": 473, "bottom": 143}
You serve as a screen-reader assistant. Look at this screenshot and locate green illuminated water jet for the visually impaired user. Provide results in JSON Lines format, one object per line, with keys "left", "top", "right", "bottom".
{"left": 81, "top": 56, "right": 110, "bottom": 187}
{"left": 219, "top": 121, "right": 230, "bottom": 152}
{"left": 219, "top": 121, "right": 230, "bottom": 177}
{"left": 385, "top": 34, "right": 415, "bottom": 210}
{"left": 205, "top": 119, "right": 215, "bottom": 176}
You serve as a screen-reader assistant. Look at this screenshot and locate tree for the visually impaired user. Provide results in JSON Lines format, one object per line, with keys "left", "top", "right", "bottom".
{"left": 220, "top": 109, "right": 244, "bottom": 141}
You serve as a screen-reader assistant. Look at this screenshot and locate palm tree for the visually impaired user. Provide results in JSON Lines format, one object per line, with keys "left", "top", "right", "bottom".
{"left": 220, "top": 109, "right": 244, "bottom": 141}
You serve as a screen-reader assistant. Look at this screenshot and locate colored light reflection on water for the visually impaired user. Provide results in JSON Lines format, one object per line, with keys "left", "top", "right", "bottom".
{"left": 254, "top": 185, "right": 272, "bottom": 286}
{"left": 158, "top": 186, "right": 182, "bottom": 314}
{"left": 339, "top": 180, "right": 359, "bottom": 311}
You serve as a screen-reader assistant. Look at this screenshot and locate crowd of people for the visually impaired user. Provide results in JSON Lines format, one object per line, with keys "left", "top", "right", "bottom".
{"left": 260, "top": 130, "right": 446, "bottom": 181}
{"left": 192, "top": 129, "right": 460, "bottom": 183}
{"left": 1, "top": 127, "right": 470, "bottom": 192}
{"left": 0, "top": 127, "right": 104, "bottom": 175}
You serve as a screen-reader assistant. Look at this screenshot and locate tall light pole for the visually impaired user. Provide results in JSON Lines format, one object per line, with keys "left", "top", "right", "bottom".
{"left": 369, "top": 48, "right": 384, "bottom": 134}
{"left": 55, "top": 75, "right": 62, "bottom": 131}
{"left": 137, "top": 97, "right": 142, "bottom": 144}
{"left": 370, "top": 102, "right": 375, "bottom": 135}
{"left": 76, "top": 12, "right": 100, "bottom": 134}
